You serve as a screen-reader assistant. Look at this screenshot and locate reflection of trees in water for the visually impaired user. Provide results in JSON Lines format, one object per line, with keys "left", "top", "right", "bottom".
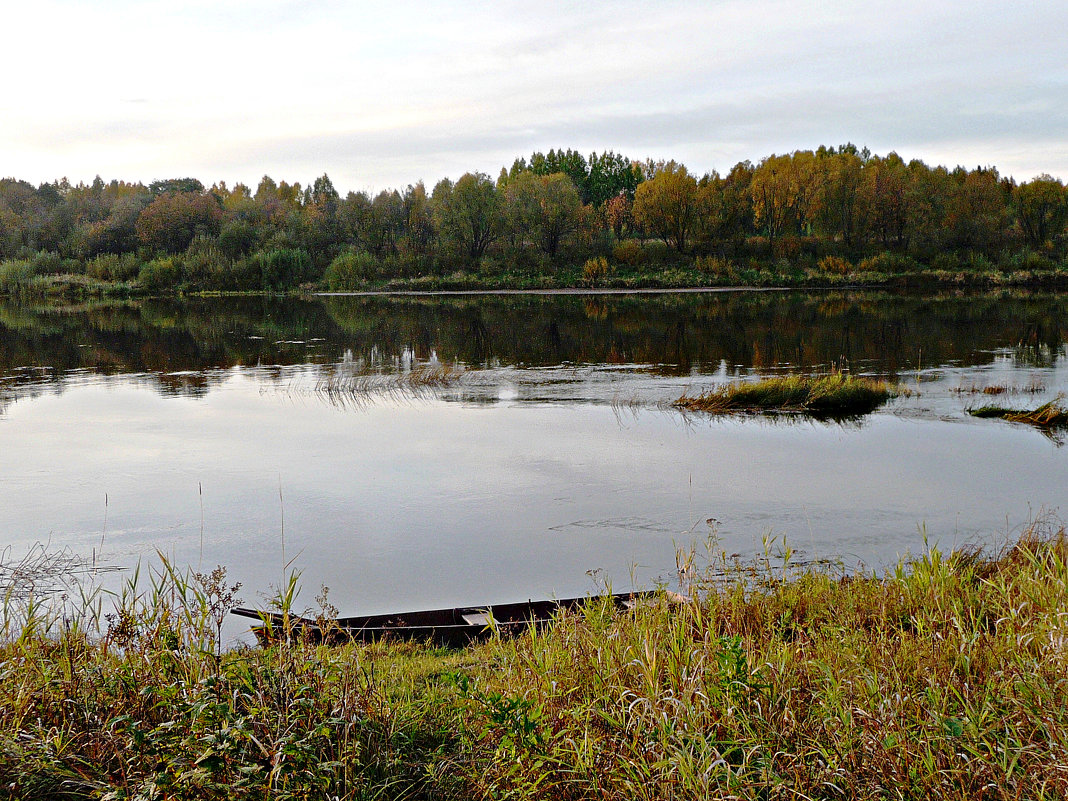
{"left": 0, "top": 290, "right": 1066, "bottom": 404}
{"left": 321, "top": 290, "right": 1067, "bottom": 377}
{"left": 1012, "top": 342, "right": 1067, "bottom": 369}
{"left": 1014, "top": 320, "right": 1067, "bottom": 367}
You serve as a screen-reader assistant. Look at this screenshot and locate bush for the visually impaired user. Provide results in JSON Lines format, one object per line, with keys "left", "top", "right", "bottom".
{"left": 612, "top": 239, "right": 645, "bottom": 267}
{"left": 642, "top": 241, "right": 673, "bottom": 265}
{"left": 1005, "top": 248, "right": 1055, "bottom": 271}
{"left": 743, "top": 236, "right": 772, "bottom": 259}
{"left": 582, "top": 256, "right": 610, "bottom": 286}
{"left": 695, "top": 254, "right": 734, "bottom": 277}
{"left": 0, "top": 258, "right": 36, "bottom": 292}
{"left": 929, "top": 251, "right": 960, "bottom": 271}
{"left": 214, "top": 257, "right": 262, "bottom": 291}
{"left": 257, "top": 248, "right": 313, "bottom": 290}
{"left": 773, "top": 236, "right": 801, "bottom": 260}
{"left": 87, "top": 252, "right": 143, "bottom": 281}
{"left": 181, "top": 237, "right": 229, "bottom": 289}
{"left": 138, "top": 257, "right": 183, "bottom": 290}
{"left": 817, "top": 255, "right": 852, "bottom": 275}
{"left": 217, "top": 220, "right": 258, "bottom": 260}
{"left": 324, "top": 249, "right": 382, "bottom": 290}
{"left": 24, "top": 251, "right": 74, "bottom": 275}
{"left": 858, "top": 251, "right": 921, "bottom": 274}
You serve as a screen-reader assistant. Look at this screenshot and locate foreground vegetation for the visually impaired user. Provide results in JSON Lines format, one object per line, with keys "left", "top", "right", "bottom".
{"left": 2, "top": 144, "right": 1068, "bottom": 298}
{"left": 3, "top": 520, "right": 1068, "bottom": 799}
{"left": 676, "top": 372, "right": 895, "bottom": 417}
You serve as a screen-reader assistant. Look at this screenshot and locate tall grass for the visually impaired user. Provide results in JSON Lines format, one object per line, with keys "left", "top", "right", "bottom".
{"left": 2, "top": 522, "right": 1068, "bottom": 798}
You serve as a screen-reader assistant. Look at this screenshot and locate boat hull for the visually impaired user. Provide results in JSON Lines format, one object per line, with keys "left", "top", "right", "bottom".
{"left": 230, "top": 591, "right": 651, "bottom": 646}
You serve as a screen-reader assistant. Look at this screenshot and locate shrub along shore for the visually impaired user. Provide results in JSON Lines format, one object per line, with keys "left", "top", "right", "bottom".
{"left": 2, "top": 145, "right": 1068, "bottom": 298}
{"left": 2, "top": 522, "right": 1067, "bottom": 799}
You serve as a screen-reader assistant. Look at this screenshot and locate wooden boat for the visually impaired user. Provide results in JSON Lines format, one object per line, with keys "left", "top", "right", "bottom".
{"left": 231, "top": 590, "right": 654, "bottom": 647}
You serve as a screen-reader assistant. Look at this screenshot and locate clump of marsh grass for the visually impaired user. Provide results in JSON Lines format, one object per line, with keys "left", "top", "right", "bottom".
{"left": 675, "top": 371, "right": 895, "bottom": 417}
{"left": 969, "top": 396, "right": 1068, "bottom": 429}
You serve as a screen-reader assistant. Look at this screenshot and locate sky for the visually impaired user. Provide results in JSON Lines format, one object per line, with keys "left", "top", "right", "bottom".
{"left": 2, "top": 0, "right": 1066, "bottom": 194}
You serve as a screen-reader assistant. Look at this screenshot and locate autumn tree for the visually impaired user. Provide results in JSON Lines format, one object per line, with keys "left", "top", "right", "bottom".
{"left": 632, "top": 161, "right": 699, "bottom": 252}
{"left": 135, "top": 191, "right": 222, "bottom": 253}
{"left": 944, "top": 167, "right": 1009, "bottom": 254}
{"left": 690, "top": 172, "right": 723, "bottom": 253}
{"left": 861, "top": 153, "right": 911, "bottom": 249}
{"left": 814, "top": 148, "right": 867, "bottom": 247}
{"left": 750, "top": 155, "right": 793, "bottom": 244}
{"left": 716, "top": 161, "right": 755, "bottom": 245}
{"left": 1014, "top": 175, "right": 1068, "bottom": 249}
{"left": 0, "top": 179, "right": 49, "bottom": 256}
{"left": 605, "top": 193, "right": 634, "bottom": 240}
{"left": 299, "top": 174, "right": 343, "bottom": 265}
{"left": 254, "top": 176, "right": 302, "bottom": 224}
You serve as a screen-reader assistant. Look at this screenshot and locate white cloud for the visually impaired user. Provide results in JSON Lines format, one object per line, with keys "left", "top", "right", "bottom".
{"left": 2, "top": 0, "right": 1065, "bottom": 190}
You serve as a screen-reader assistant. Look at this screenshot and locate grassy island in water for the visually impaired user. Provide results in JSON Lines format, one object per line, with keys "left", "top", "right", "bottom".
{"left": 676, "top": 372, "right": 896, "bottom": 417}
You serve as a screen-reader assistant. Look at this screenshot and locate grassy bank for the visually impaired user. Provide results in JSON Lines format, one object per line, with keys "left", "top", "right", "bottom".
{"left": 676, "top": 372, "right": 896, "bottom": 417}
{"left": 3, "top": 523, "right": 1068, "bottom": 799}
{"left": 4, "top": 251, "right": 1068, "bottom": 301}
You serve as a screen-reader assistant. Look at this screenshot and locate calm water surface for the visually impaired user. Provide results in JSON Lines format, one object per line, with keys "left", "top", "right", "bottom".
{"left": 2, "top": 290, "right": 1067, "bottom": 618}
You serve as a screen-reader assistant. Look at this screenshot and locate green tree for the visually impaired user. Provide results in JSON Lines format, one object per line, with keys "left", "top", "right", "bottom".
{"left": 431, "top": 173, "right": 503, "bottom": 263}
{"left": 403, "top": 182, "right": 435, "bottom": 256}
{"left": 149, "top": 177, "right": 205, "bottom": 196}
{"left": 503, "top": 172, "right": 582, "bottom": 258}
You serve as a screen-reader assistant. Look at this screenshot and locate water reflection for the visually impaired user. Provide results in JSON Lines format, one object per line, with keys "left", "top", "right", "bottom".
{"left": 1, "top": 290, "right": 1066, "bottom": 392}
{"left": 1, "top": 290, "right": 1067, "bottom": 618}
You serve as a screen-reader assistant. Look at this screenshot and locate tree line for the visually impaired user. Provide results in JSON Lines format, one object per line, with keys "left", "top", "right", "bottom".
{"left": 1, "top": 145, "right": 1067, "bottom": 293}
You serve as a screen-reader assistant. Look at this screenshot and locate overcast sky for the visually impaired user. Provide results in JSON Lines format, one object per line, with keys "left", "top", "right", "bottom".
{"left": 3, "top": 0, "right": 1066, "bottom": 193}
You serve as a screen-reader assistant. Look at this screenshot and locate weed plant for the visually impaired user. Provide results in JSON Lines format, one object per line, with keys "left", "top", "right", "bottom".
{"left": 2, "top": 522, "right": 1068, "bottom": 799}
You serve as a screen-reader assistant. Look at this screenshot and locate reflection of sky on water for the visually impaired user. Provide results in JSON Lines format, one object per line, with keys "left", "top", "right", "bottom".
{"left": 2, "top": 358, "right": 1067, "bottom": 619}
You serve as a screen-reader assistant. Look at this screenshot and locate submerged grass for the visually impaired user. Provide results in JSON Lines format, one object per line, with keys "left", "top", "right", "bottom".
{"left": 313, "top": 363, "right": 466, "bottom": 409}
{"left": 3, "top": 521, "right": 1068, "bottom": 798}
{"left": 953, "top": 378, "right": 1046, "bottom": 396}
{"left": 676, "top": 371, "right": 895, "bottom": 417}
